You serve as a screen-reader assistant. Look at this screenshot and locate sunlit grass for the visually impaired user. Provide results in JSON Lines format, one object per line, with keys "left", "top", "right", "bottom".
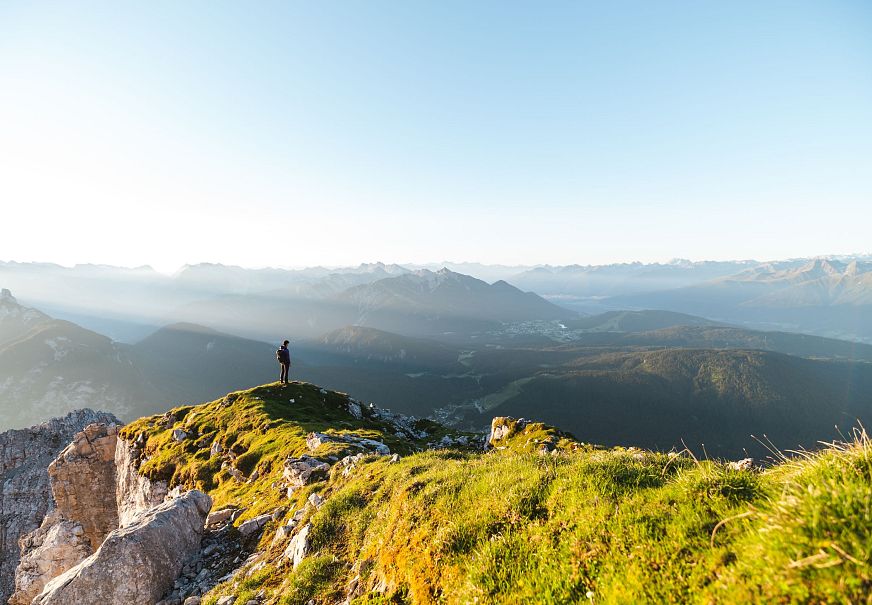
{"left": 124, "top": 383, "right": 872, "bottom": 604}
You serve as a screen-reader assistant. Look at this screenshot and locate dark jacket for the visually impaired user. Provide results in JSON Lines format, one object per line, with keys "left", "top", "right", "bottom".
{"left": 277, "top": 345, "right": 291, "bottom": 365}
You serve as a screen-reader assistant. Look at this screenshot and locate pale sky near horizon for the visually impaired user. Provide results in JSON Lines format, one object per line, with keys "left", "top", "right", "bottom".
{"left": 1, "top": 1, "right": 871, "bottom": 273}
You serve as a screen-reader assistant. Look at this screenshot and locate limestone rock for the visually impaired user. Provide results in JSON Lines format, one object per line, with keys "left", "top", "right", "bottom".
{"left": 271, "top": 506, "right": 287, "bottom": 521}
{"left": 283, "top": 523, "right": 312, "bottom": 568}
{"left": 282, "top": 455, "right": 330, "bottom": 487}
{"left": 272, "top": 523, "right": 296, "bottom": 544}
{"left": 10, "top": 422, "right": 121, "bottom": 604}
{"left": 210, "top": 441, "right": 224, "bottom": 456}
{"left": 487, "top": 417, "right": 529, "bottom": 448}
{"left": 347, "top": 400, "right": 363, "bottom": 419}
{"left": 8, "top": 511, "right": 93, "bottom": 605}
{"left": 0, "top": 409, "right": 119, "bottom": 603}
{"left": 364, "top": 406, "right": 429, "bottom": 440}
{"left": 156, "top": 514, "right": 248, "bottom": 604}
{"left": 237, "top": 513, "right": 272, "bottom": 538}
{"left": 305, "top": 432, "right": 332, "bottom": 451}
{"left": 728, "top": 458, "right": 755, "bottom": 471}
{"left": 47, "top": 422, "right": 119, "bottom": 548}
{"left": 33, "top": 490, "right": 212, "bottom": 605}
{"left": 221, "top": 461, "right": 247, "bottom": 482}
{"left": 435, "top": 434, "right": 472, "bottom": 448}
{"left": 116, "top": 435, "right": 169, "bottom": 527}
{"left": 206, "top": 508, "right": 236, "bottom": 526}
{"left": 339, "top": 452, "right": 369, "bottom": 477}
{"left": 306, "top": 431, "right": 391, "bottom": 455}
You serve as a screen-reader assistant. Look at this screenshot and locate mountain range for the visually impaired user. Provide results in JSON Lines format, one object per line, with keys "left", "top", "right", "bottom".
{"left": 610, "top": 258, "right": 872, "bottom": 341}
{"left": 171, "top": 268, "right": 570, "bottom": 342}
{"left": 6, "top": 255, "right": 872, "bottom": 344}
{"left": 0, "top": 292, "right": 275, "bottom": 429}
{"left": 3, "top": 256, "right": 872, "bottom": 456}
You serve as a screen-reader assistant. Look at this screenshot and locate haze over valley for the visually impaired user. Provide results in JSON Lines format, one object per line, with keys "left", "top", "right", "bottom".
{"left": 3, "top": 254, "right": 872, "bottom": 458}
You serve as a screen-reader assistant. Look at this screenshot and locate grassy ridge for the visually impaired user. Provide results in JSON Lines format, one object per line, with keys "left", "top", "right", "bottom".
{"left": 122, "top": 383, "right": 872, "bottom": 604}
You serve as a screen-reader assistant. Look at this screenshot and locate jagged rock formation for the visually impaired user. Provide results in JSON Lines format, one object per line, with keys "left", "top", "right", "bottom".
{"left": 10, "top": 419, "right": 216, "bottom": 605}
{"left": 487, "top": 415, "right": 578, "bottom": 454}
{"left": 8, "top": 512, "right": 92, "bottom": 605}
{"left": 284, "top": 522, "right": 311, "bottom": 569}
{"left": 33, "top": 490, "right": 212, "bottom": 605}
{"left": 116, "top": 432, "right": 169, "bottom": 526}
{"left": 487, "top": 416, "right": 527, "bottom": 445}
{"left": 0, "top": 409, "right": 119, "bottom": 604}
{"left": 8, "top": 422, "right": 120, "bottom": 604}
{"left": 47, "top": 422, "right": 119, "bottom": 547}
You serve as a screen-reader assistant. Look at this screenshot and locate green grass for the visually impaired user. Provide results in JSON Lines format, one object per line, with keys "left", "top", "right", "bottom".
{"left": 488, "top": 416, "right": 586, "bottom": 453}
{"left": 123, "top": 382, "right": 872, "bottom": 604}
{"left": 120, "top": 381, "right": 439, "bottom": 520}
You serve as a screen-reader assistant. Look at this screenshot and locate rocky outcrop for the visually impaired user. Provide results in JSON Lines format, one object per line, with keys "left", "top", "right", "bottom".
{"left": 8, "top": 512, "right": 93, "bottom": 605}
{"left": 306, "top": 431, "right": 391, "bottom": 455}
{"left": 47, "top": 422, "right": 119, "bottom": 547}
{"left": 115, "top": 434, "right": 168, "bottom": 526}
{"left": 33, "top": 490, "right": 212, "bottom": 605}
{"left": 0, "top": 409, "right": 119, "bottom": 604}
{"left": 487, "top": 416, "right": 529, "bottom": 447}
{"left": 284, "top": 523, "right": 312, "bottom": 569}
{"left": 282, "top": 455, "right": 331, "bottom": 489}
{"left": 8, "top": 422, "right": 120, "bottom": 604}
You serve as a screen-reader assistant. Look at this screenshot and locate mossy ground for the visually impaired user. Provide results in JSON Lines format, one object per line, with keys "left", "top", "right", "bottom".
{"left": 488, "top": 416, "right": 586, "bottom": 453}
{"left": 123, "top": 383, "right": 872, "bottom": 604}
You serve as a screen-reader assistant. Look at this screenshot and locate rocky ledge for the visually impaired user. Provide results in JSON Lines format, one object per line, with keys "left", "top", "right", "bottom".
{"left": 5, "top": 415, "right": 217, "bottom": 605}
{"left": 0, "top": 409, "right": 119, "bottom": 604}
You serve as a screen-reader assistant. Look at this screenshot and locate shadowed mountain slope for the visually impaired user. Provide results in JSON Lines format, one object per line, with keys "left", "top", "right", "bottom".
{"left": 488, "top": 348, "right": 872, "bottom": 458}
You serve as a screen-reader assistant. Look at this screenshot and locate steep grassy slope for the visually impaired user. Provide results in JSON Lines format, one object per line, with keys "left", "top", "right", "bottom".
{"left": 122, "top": 382, "right": 872, "bottom": 604}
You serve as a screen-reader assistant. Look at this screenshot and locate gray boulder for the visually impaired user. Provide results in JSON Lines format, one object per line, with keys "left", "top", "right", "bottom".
{"left": 8, "top": 512, "right": 93, "bottom": 605}
{"left": 237, "top": 513, "right": 272, "bottom": 539}
{"left": 33, "top": 490, "right": 212, "bottom": 605}
{"left": 282, "top": 455, "right": 330, "bottom": 488}
{"left": 283, "top": 523, "right": 312, "bottom": 569}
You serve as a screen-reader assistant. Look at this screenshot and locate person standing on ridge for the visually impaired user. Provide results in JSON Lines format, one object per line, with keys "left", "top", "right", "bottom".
{"left": 277, "top": 340, "right": 291, "bottom": 384}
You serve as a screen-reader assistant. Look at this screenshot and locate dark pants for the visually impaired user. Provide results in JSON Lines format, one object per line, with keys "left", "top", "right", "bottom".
{"left": 280, "top": 363, "right": 290, "bottom": 383}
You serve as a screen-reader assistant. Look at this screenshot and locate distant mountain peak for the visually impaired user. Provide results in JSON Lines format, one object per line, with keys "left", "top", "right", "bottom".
{"left": 405, "top": 267, "right": 477, "bottom": 290}
{"left": 799, "top": 258, "right": 843, "bottom": 277}
{"left": 348, "top": 262, "right": 410, "bottom": 276}
{"left": 0, "top": 289, "right": 49, "bottom": 327}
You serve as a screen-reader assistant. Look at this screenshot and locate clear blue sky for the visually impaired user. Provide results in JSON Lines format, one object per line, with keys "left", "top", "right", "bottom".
{"left": 1, "top": 1, "right": 870, "bottom": 271}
